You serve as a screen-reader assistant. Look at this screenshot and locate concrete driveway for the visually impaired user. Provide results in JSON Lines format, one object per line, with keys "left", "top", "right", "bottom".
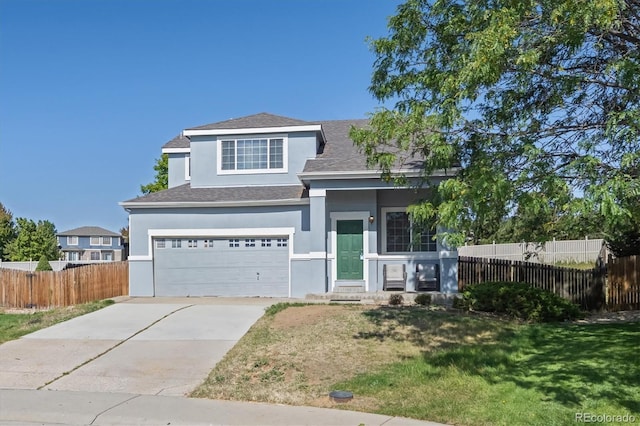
{"left": 0, "top": 298, "right": 271, "bottom": 396}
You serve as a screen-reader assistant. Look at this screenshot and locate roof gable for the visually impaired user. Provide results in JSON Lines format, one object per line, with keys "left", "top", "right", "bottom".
{"left": 186, "top": 113, "right": 310, "bottom": 131}
{"left": 58, "top": 226, "right": 120, "bottom": 237}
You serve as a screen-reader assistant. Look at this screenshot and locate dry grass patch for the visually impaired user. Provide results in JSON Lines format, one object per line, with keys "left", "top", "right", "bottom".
{"left": 0, "top": 299, "right": 115, "bottom": 343}
{"left": 191, "top": 303, "right": 506, "bottom": 407}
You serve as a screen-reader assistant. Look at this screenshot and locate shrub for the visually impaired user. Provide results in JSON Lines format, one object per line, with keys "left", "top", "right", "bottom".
{"left": 414, "top": 293, "right": 432, "bottom": 306}
{"left": 461, "top": 281, "right": 583, "bottom": 322}
{"left": 35, "top": 256, "right": 52, "bottom": 271}
{"left": 451, "top": 296, "right": 466, "bottom": 310}
{"left": 388, "top": 294, "right": 404, "bottom": 306}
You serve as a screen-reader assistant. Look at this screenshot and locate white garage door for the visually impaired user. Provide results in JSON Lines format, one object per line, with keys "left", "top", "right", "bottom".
{"left": 153, "top": 237, "right": 289, "bottom": 297}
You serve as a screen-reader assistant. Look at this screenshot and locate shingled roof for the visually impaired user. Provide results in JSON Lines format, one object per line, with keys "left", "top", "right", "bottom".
{"left": 154, "top": 112, "right": 429, "bottom": 188}
{"left": 122, "top": 184, "right": 308, "bottom": 206}
{"left": 162, "top": 133, "right": 190, "bottom": 149}
{"left": 58, "top": 226, "right": 120, "bottom": 237}
{"left": 186, "top": 112, "right": 311, "bottom": 131}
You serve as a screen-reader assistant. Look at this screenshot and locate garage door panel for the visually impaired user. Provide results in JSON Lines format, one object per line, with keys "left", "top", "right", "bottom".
{"left": 153, "top": 237, "right": 289, "bottom": 297}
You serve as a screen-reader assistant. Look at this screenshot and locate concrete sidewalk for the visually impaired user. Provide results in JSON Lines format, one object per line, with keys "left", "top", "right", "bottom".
{"left": 0, "top": 389, "right": 444, "bottom": 426}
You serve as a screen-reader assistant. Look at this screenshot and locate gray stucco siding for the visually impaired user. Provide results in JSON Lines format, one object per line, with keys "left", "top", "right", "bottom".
{"left": 291, "top": 258, "right": 326, "bottom": 297}
{"left": 129, "top": 260, "right": 154, "bottom": 296}
{"left": 167, "top": 153, "right": 189, "bottom": 188}
{"left": 128, "top": 205, "right": 310, "bottom": 255}
{"left": 189, "top": 132, "right": 318, "bottom": 188}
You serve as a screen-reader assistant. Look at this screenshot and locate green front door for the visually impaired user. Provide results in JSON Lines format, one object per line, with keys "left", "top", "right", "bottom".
{"left": 337, "top": 220, "right": 363, "bottom": 280}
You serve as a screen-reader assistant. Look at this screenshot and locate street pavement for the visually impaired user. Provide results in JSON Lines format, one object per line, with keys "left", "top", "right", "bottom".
{"left": 0, "top": 297, "right": 444, "bottom": 425}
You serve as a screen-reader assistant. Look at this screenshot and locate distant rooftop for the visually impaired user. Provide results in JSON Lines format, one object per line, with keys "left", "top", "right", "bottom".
{"left": 57, "top": 226, "right": 120, "bottom": 237}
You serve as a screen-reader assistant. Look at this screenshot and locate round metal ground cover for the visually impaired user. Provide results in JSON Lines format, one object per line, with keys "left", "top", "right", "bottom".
{"left": 329, "top": 390, "right": 353, "bottom": 402}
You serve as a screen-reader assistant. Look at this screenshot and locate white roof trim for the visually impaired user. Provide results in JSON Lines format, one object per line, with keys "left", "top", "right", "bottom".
{"left": 120, "top": 198, "right": 310, "bottom": 209}
{"left": 183, "top": 124, "right": 322, "bottom": 137}
{"left": 162, "top": 147, "right": 190, "bottom": 154}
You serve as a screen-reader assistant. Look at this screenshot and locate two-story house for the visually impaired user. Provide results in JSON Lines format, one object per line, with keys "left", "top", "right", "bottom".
{"left": 120, "top": 113, "right": 458, "bottom": 298}
{"left": 57, "top": 226, "right": 124, "bottom": 262}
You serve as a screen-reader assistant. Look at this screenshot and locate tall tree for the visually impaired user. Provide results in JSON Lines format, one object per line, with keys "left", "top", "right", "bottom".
{"left": 0, "top": 202, "right": 16, "bottom": 260}
{"left": 352, "top": 0, "right": 639, "bottom": 250}
{"left": 140, "top": 153, "right": 168, "bottom": 195}
{"left": 5, "top": 218, "right": 60, "bottom": 261}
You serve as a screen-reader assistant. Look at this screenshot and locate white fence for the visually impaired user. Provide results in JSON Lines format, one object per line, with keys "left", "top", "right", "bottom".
{"left": 0, "top": 260, "right": 117, "bottom": 272}
{"left": 458, "top": 238, "right": 607, "bottom": 264}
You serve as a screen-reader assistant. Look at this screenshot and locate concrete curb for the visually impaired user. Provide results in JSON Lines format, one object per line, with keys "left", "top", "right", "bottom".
{"left": 0, "top": 389, "right": 445, "bottom": 426}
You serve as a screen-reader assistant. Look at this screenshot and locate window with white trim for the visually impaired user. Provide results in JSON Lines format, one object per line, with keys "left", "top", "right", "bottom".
{"left": 102, "top": 236, "right": 111, "bottom": 246}
{"left": 245, "top": 239, "right": 256, "bottom": 247}
{"left": 156, "top": 239, "right": 166, "bottom": 249}
{"left": 229, "top": 239, "right": 240, "bottom": 247}
{"left": 66, "top": 251, "right": 79, "bottom": 261}
{"left": 185, "top": 155, "right": 191, "bottom": 180}
{"left": 90, "top": 236, "right": 100, "bottom": 245}
{"left": 102, "top": 251, "right": 113, "bottom": 261}
{"left": 276, "top": 238, "right": 287, "bottom": 247}
{"left": 90, "top": 251, "right": 100, "bottom": 260}
{"left": 203, "top": 239, "right": 214, "bottom": 248}
{"left": 67, "top": 236, "right": 78, "bottom": 245}
{"left": 187, "top": 239, "right": 198, "bottom": 248}
{"left": 171, "top": 239, "right": 182, "bottom": 249}
{"left": 382, "top": 208, "right": 436, "bottom": 253}
{"left": 261, "top": 239, "right": 272, "bottom": 247}
{"left": 219, "top": 137, "right": 285, "bottom": 173}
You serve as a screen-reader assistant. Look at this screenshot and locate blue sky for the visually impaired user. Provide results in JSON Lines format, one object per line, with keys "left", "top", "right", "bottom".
{"left": 0, "top": 0, "right": 400, "bottom": 234}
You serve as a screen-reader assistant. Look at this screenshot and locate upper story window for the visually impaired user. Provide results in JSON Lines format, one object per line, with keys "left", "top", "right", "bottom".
{"left": 218, "top": 137, "right": 287, "bottom": 174}
{"left": 91, "top": 236, "right": 112, "bottom": 246}
{"left": 67, "top": 236, "right": 78, "bottom": 245}
{"left": 382, "top": 207, "right": 437, "bottom": 254}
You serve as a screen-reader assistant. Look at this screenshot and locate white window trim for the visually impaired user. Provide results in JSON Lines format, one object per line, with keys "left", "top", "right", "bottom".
{"left": 90, "top": 236, "right": 101, "bottom": 246}
{"left": 102, "top": 237, "right": 112, "bottom": 246}
{"left": 67, "top": 236, "right": 78, "bottom": 246}
{"left": 381, "top": 207, "right": 437, "bottom": 254}
{"left": 185, "top": 155, "right": 191, "bottom": 181}
{"left": 216, "top": 134, "right": 288, "bottom": 175}
{"left": 329, "top": 211, "right": 371, "bottom": 292}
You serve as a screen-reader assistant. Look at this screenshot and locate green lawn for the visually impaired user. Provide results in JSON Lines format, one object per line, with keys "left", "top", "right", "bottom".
{"left": 0, "top": 299, "right": 114, "bottom": 344}
{"left": 335, "top": 320, "right": 640, "bottom": 426}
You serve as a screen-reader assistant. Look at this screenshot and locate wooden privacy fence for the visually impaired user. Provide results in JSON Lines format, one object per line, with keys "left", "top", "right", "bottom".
{"left": 458, "top": 256, "right": 605, "bottom": 311}
{"left": 458, "top": 256, "right": 640, "bottom": 311}
{"left": 0, "top": 262, "right": 128, "bottom": 309}
{"left": 606, "top": 255, "right": 639, "bottom": 311}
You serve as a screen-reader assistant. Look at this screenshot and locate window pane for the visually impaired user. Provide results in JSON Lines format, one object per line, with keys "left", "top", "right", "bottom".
{"left": 269, "top": 139, "right": 283, "bottom": 168}
{"left": 386, "top": 212, "right": 411, "bottom": 252}
{"left": 237, "top": 139, "right": 268, "bottom": 170}
{"left": 90, "top": 236, "right": 100, "bottom": 245}
{"left": 221, "top": 141, "right": 235, "bottom": 170}
{"left": 102, "top": 237, "right": 111, "bottom": 245}
{"left": 415, "top": 226, "right": 437, "bottom": 252}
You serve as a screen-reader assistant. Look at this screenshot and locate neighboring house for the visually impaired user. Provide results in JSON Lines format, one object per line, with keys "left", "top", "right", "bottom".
{"left": 57, "top": 226, "right": 124, "bottom": 262}
{"left": 120, "top": 113, "right": 458, "bottom": 298}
